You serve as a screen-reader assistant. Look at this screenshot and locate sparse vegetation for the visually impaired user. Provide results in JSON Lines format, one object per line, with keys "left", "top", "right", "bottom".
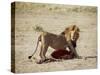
{"left": 49, "top": 7, "right": 53, "bottom": 11}
{"left": 72, "top": 8, "right": 80, "bottom": 12}
{"left": 15, "top": 2, "right": 97, "bottom": 13}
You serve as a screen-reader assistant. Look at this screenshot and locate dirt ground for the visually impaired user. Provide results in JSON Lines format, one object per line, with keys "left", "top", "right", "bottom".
{"left": 12, "top": 2, "right": 97, "bottom": 73}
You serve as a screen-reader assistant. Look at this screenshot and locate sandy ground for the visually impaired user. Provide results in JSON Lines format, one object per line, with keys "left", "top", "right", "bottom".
{"left": 12, "top": 2, "right": 97, "bottom": 73}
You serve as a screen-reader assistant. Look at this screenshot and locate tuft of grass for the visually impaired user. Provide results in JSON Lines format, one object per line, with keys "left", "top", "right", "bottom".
{"left": 72, "top": 8, "right": 79, "bottom": 12}
{"left": 49, "top": 8, "right": 53, "bottom": 11}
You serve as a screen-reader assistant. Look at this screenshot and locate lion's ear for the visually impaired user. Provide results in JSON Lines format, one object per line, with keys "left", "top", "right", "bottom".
{"left": 61, "top": 28, "right": 69, "bottom": 35}
{"left": 77, "top": 28, "right": 80, "bottom": 32}
{"left": 65, "top": 27, "right": 70, "bottom": 31}
{"left": 61, "top": 31, "right": 65, "bottom": 35}
{"left": 71, "top": 25, "right": 76, "bottom": 30}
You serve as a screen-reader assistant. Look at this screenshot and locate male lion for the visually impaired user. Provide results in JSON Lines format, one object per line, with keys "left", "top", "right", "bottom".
{"left": 28, "top": 25, "right": 80, "bottom": 64}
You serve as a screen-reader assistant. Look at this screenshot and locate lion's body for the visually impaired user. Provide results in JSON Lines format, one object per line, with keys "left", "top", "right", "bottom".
{"left": 28, "top": 25, "right": 80, "bottom": 64}
{"left": 40, "top": 32, "right": 67, "bottom": 50}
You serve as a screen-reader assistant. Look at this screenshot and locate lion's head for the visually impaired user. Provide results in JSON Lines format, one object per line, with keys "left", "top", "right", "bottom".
{"left": 61, "top": 25, "right": 80, "bottom": 42}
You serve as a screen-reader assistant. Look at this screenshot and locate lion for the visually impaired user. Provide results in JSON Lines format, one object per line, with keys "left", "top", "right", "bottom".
{"left": 28, "top": 25, "right": 80, "bottom": 64}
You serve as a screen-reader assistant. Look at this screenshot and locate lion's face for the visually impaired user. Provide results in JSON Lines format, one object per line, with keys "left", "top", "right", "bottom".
{"left": 70, "top": 28, "right": 79, "bottom": 41}
{"left": 62, "top": 25, "right": 80, "bottom": 42}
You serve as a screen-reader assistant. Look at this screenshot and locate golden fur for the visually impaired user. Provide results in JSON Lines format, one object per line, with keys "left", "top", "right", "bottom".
{"left": 28, "top": 25, "right": 80, "bottom": 64}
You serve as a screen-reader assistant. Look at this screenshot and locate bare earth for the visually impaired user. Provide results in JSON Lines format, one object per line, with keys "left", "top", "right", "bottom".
{"left": 13, "top": 2, "right": 97, "bottom": 73}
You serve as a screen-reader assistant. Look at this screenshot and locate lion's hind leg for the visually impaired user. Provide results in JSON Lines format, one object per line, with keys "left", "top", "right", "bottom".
{"left": 37, "top": 44, "right": 49, "bottom": 64}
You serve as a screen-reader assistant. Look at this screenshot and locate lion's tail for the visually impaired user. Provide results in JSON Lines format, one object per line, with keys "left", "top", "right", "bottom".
{"left": 28, "top": 35, "right": 41, "bottom": 59}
